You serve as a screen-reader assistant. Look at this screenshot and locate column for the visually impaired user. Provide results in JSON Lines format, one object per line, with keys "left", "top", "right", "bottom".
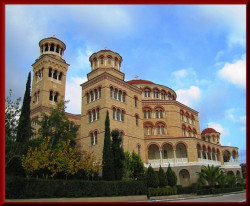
{"left": 199, "top": 150, "right": 203, "bottom": 159}
{"left": 173, "top": 149, "right": 176, "bottom": 163}
{"left": 215, "top": 154, "right": 218, "bottom": 161}
{"left": 205, "top": 151, "right": 208, "bottom": 160}
{"left": 159, "top": 150, "right": 163, "bottom": 166}
{"left": 210, "top": 153, "right": 213, "bottom": 160}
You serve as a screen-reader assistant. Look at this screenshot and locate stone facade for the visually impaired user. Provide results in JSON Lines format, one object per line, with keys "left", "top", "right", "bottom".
{"left": 30, "top": 37, "right": 242, "bottom": 186}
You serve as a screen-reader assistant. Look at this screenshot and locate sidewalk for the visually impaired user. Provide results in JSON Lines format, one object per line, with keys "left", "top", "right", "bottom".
{"left": 5, "top": 190, "right": 246, "bottom": 203}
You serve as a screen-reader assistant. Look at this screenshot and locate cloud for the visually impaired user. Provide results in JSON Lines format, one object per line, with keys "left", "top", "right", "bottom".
{"left": 176, "top": 86, "right": 201, "bottom": 107}
{"left": 218, "top": 57, "right": 246, "bottom": 89}
{"left": 207, "top": 122, "right": 229, "bottom": 137}
{"left": 65, "top": 77, "right": 87, "bottom": 114}
{"left": 225, "top": 108, "right": 235, "bottom": 121}
{"left": 170, "top": 68, "right": 210, "bottom": 90}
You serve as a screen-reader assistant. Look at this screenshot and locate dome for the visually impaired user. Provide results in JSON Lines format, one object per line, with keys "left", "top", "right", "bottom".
{"left": 201, "top": 128, "right": 219, "bottom": 135}
{"left": 127, "top": 79, "right": 154, "bottom": 85}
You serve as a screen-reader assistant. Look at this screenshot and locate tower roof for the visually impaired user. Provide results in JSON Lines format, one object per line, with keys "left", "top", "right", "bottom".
{"left": 127, "top": 79, "right": 154, "bottom": 85}
{"left": 201, "top": 128, "right": 220, "bottom": 135}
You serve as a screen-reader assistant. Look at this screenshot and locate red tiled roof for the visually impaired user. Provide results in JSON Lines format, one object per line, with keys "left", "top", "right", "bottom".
{"left": 201, "top": 128, "right": 218, "bottom": 135}
{"left": 127, "top": 79, "right": 154, "bottom": 85}
{"left": 98, "top": 49, "right": 112, "bottom": 52}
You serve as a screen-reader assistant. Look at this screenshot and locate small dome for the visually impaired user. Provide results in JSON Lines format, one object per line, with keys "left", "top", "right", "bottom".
{"left": 201, "top": 128, "right": 219, "bottom": 135}
{"left": 127, "top": 79, "right": 154, "bottom": 85}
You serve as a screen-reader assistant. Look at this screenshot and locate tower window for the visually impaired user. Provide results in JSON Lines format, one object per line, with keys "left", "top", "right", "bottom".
{"left": 134, "top": 97, "right": 137, "bottom": 107}
{"left": 58, "top": 72, "right": 62, "bottom": 81}
{"left": 54, "top": 92, "right": 58, "bottom": 102}
{"left": 45, "top": 44, "right": 48, "bottom": 51}
{"left": 91, "top": 132, "right": 98, "bottom": 146}
{"left": 49, "top": 91, "right": 53, "bottom": 101}
{"left": 50, "top": 43, "right": 55, "bottom": 51}
{"left": 49, "top": 68, "right": 52, "bottom": 77}
{"left": 144, "top": 89, "right": 150, "bottom": 97}
{"left": 53, "top": 70, "right": 57, "bottom": 79}
{"left": 135, "top": 115, "right": 139, "bottom": 126}
{"left": 100, "top": 56, "right": 104, "bottom": 64}
{"left": 56, "top": 45, "right": 59, "bottom": 53}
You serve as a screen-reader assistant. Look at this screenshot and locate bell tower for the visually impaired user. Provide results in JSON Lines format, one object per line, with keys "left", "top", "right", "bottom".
{"left": 30, "top": 37, "right": 69, "bottom": 136}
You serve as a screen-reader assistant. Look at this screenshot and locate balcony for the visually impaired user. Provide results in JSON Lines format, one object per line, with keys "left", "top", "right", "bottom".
{"left": 198, "top": 158, "right": 221, "bottom": 166}
{"left": 147, "top": 158, "right": 188, "bottom": 168}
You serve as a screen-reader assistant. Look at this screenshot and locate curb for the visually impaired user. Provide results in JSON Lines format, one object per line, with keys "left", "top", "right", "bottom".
{"left": 149, "top": 190, "right": 246, "bottom": 202}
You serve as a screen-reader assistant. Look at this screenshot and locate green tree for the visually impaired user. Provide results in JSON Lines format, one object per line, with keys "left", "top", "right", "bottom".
{"left": 158, "top": 165, "right": 168, "bottom": 187}
{"left": 5, "top": 90, "right": 22, "bottom": 169}
{"left": 111, "top": 129, "right": 125, "bottom": 180}
{"left": 146, "top": 164, "right": 159, "bottom": 188}
{"left": 102, "top": 111, "right": 114, "bottom": 180}
{"left": 16, "top": 72, "right": 32, "bottom": 143}
{"left": 122, "top": 151, "right": 132, "bottom": 180}
{"left": 196, "top": 165, "right": 222, "bottom": 189}
{"left": 217, "top": 171, "right": 227, "bottom": 188}
{"left": 37, "top": 101, "right": 79, "bottom": 147}
{"left": 227, "top": 175, "right": 237, "bottom": 188}
{"left": 130, "top": 151, "right": 145, "bottom": 180}
{"left": 166, "top": 164, "right": 177, "bottom": 187}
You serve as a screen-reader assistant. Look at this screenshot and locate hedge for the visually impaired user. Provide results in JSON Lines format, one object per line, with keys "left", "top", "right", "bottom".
{"left": 147, "top": 186, "right": 177, "bottom": 198}
{"left": 197, "top": 186, "right": 244, "bottom": 195}
{"left": 6, "top": 176, "right": 147, "bottom": 199}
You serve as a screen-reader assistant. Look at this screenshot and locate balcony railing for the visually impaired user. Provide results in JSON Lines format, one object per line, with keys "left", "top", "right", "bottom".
{"left": 198, "top": 158, "right": 221, "bottom": 166}
{"left": 148, "top": 158, "right": 188, "bottom": 167}
{"left": 223, "top": 161, "right": 240, "bottom": 166}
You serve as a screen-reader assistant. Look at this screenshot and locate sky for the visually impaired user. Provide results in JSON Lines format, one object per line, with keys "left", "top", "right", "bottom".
{"left": 5, "top": 5, "right": 246, "bottom": 163}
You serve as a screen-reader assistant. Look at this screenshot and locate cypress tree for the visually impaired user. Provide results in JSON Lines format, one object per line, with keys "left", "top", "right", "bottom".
{"left": 158, "top": 165, "right": 168, "bottom": 187}
{"left": 166, "top": 164, "right": 177, "bottom": 187}
{"left": 16, "top": 72, "right": 32, "bottom": 143}
{"left": 146, "top": 164, "right": 159, "bottom": 188}
{"left": 130, "top": 151, "right": 145, "bottom": 180}
{"left": 102, "top": 111, "right": 114, "bottom": 180}
{"left": 111, "top": 129, "right": 125, "bottom": 180}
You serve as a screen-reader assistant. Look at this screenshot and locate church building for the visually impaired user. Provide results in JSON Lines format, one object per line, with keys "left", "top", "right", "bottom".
{"left": 30, "top": 37, "right": 241, "bottom": 186}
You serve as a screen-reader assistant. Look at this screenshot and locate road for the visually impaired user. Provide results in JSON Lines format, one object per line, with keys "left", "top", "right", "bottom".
{"left": 158, "top": 191, "right": 246, "bottom": 202}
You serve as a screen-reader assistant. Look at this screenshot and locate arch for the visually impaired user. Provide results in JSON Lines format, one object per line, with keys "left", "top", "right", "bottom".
{"left": 153, "top": 105, "right": 165, "bottom": 112}
{"left": 162, "top": 143, "right": 174, "bottom": 159}
{"left": 147, "top": 142, "right": 161, "bottom": 150}
{"left": 143, "top": 106, "right": 153, "bottom": 111}
{"left": 202, "top": 144, "right": 207, "bottom": 151}
{"left": 223, "top": 150, "right": 231, "bottom": 162}
{"left": 236, "top": 170, "right": 241, "bottom": 178}
{"left": 227, "top": 171, "right": 234, "bottom": 176}
{"left": 179, "top": 169, "right": 191, "bottom": 187}
{"left": 143, "top": 87, "right": 151, "bottom": 92}
{"left": 155, "top": 121, "right": 166, "bottom": 127}
{"left": 143, "top": 121, "right": 154, "bottom": 127}
{"left": 175, "top": 142, "right": 188, "bottom": 158}
{"left": 148, "top": 144, "right": 161, "bottom": 160}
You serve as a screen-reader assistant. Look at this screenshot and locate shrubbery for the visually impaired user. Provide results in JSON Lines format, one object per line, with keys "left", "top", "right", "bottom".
{"left": 196, "top": 186, "right": 243, "bottom": 195}
{"left": 6, "top": 176, "right": 147, "bottom": 199}
{"left": 147, "top": 186, "right": 177, "bottom": 198}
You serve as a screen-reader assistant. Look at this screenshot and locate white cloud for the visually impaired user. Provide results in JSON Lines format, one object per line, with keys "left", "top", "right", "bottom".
{"left": 65, "top": 77, "right": 87, "bottom": 114}
{"left": 176, "top": 86, "right": 201, "bottom": 107}
{"left": 207, "top": 122, "right": 229, "bottom": 137}
{"left": 218, "top": 57, "right": 246, "bottom": 89}
{"left": 225, "top": 108, "right": 235, "bottom": 121}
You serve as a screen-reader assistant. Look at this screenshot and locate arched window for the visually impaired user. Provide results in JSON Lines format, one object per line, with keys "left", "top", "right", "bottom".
{"left": 54, "top": 92, "right": 58, "bottom": 102}
{"left": 144, "top": 109, "right": 151, "bottom": 119}
{"left": 108, "top": 56, "right": 111, "bottom": 64}
{"left": 110, "top": 87, "right": 114, "bottom": 98}
{"left": 100, "top": 56, "right": 104, "bottom": 64}
{"left": 155, "top": 109, "right": 163, "bottom": 118}
{"left": 94, "top": 58, "right": 97, "bottom": 66}
{"left": 180, "top": 110, "right": 184, "bottom": 121}
{"left": 153, "top": 89, "right": 159, "bottom": 98}
{"left": 135, "top": 115, "right": 139, "bottom": 126}
{"left": 93, "top": 109, "right": 96, "bottom": 121}
{"left": 161, "top": 91, "right": 166, "bottom": 100}
{"left": 182, "top": 125, "right": 186, "bottom": 136}
{"left": 114, "top": 89, "right": 118, "bottom": 100}
{"left": 90, "top": 91, "right": 94, "bottom": 102}
{"left": 121, "top": 111, "right": 125, "bottom": 122}
{"left": 117, "top": 109, "right": 121, "bottom": 121}
{"left": 94, "top": 89, "right": 98, "bottom": 101}
{"left": 122, "top": 92, "right": 126, "bottom": 103}
{"left": 118, "top": 91, "right": 122, "bottom": 101}
{"left": 53, "top": 70, "right": 57, "bottom": 79}
{"left": 144, "top": 88, "right": 150, "bottom": 97}
{"left": 157, "top": 125, "right": 165, "bottom": 135}
{"left": 50, "top": 43, "right": 55, "bottom": 51}
{"left": 145, "top": 126, "right": 152, "bottom": 135}
{"left": 49, "top": 91, "right": 53, "bottom": 101}
{"left": 134, "top": 97, "right": 137, "bottom": 107}
{"left": 58, "top": 72, "right": 62, "bottom": 81}
{"left": 45, "top": 43, "right": 48, "bottom": 51}
{"left": 56, "top": 45, "right": 59, "bottom": 53}
{"left": 91, "top": 131, "right": 98, "bottom": 146}
{"left": 89, "top": 111, "right": 92, "bottom": 123}
{"left": 113, "top": 108, "right": 116, "bottom": 120}
{"left": 114, "top": 58, "right": 117, "bottom": 66}
{"left": 48, "top": 68, "right": 52, "bottom": 77}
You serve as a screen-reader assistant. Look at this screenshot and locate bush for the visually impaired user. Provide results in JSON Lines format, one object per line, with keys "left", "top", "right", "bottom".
{"left": 147, "top": 186, "right": 177, "bottom": 198}
{"left": 197, "top": 186, "right": 243, "bottom": 195}
{"left": 6, "top": 176, "right": 147, "bottom": 198}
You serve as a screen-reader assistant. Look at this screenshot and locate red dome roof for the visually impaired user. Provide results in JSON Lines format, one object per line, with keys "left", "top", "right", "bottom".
{"left": 201, "top": 128, "right": 219, "bottom": 135}
{"left": 127, "top": 79, "right": 154, "bottom": 85}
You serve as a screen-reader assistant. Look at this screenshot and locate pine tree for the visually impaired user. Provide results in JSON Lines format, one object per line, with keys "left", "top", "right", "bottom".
{"left": 111, "top": 129, "right": 125, "bottom": 180}
{"left": 16, "top": 72, "right": 32, "bottom": 143}
{"left": 158, "top": 165, "right": 168, "bottom": 187}
{"left": 146, "top": 164, "right": 159, "bottom": 188}
{"left": 166, "top": 164, "right": 177, "bottom": 187}
{"left": 102, "top": 111, "right": 114, "bottom": 180}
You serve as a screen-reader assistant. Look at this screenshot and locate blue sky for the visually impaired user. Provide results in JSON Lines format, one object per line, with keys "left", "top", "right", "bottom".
{"left": 5, "top": 5, "right": 246, "bottom": 163}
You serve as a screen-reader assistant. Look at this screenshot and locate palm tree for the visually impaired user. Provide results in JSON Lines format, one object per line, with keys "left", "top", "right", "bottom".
{"left": 196, "top": 165, "right": 222, "bottom": 189}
